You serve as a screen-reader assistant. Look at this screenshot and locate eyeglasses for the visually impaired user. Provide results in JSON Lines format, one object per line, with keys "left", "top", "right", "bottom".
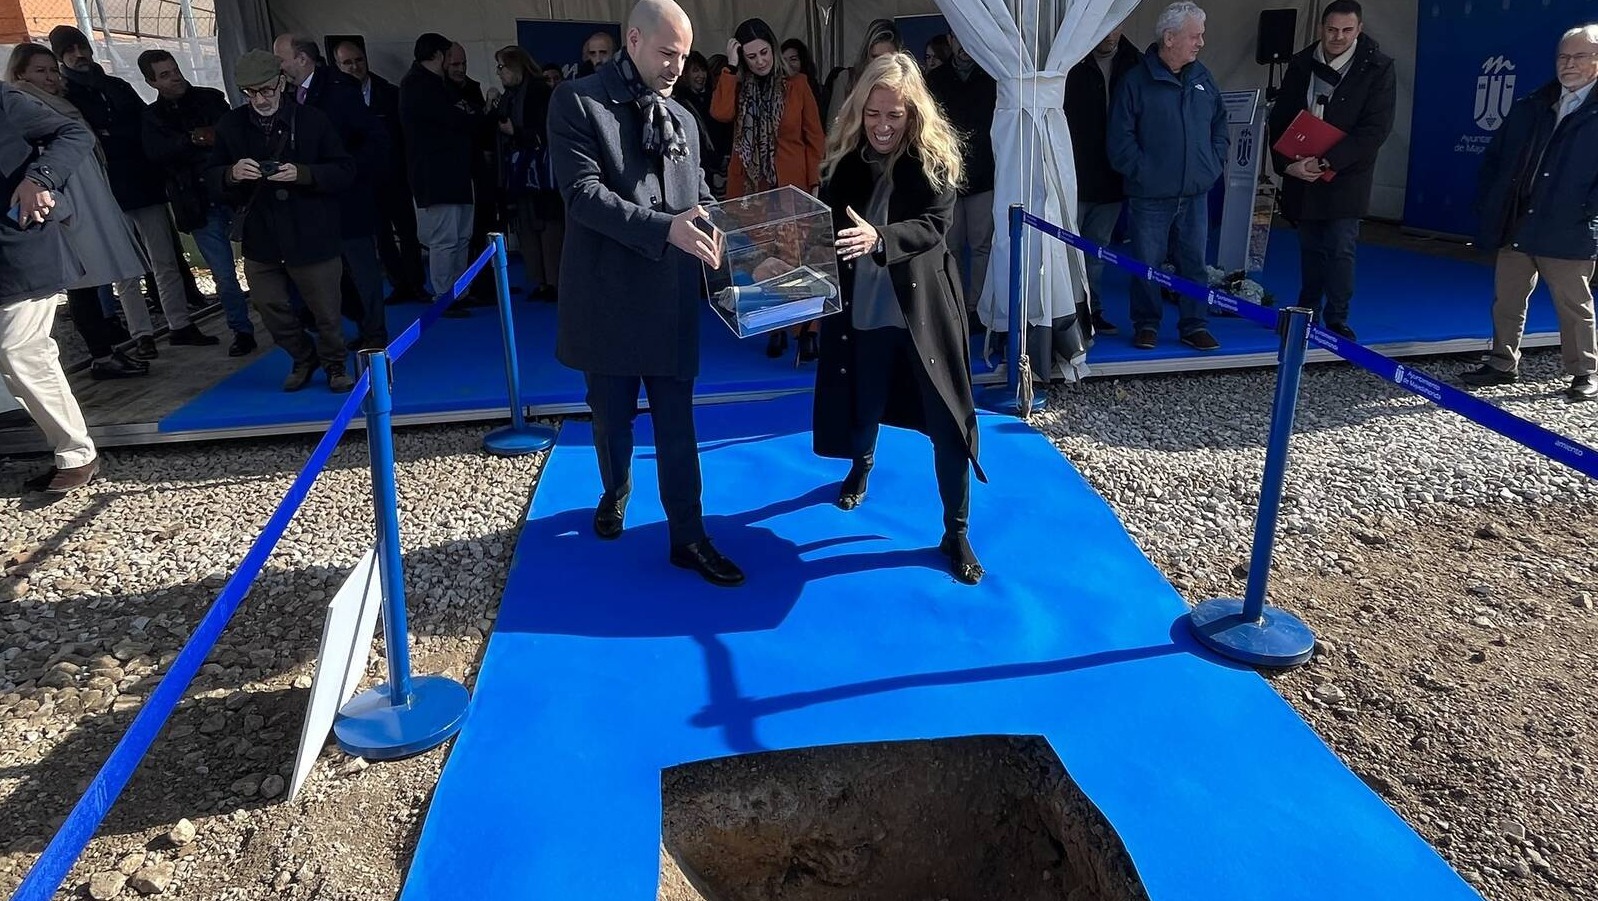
{"left": 242, "top": 78, "right": 282, "bottom": 99}
{"left": 1557, "top": 52, "right": 1598, "bottom": 66}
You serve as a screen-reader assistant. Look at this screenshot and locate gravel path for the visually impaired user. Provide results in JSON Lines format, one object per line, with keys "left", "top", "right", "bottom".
{"left": 1, "top": 346, "right": 1594, "bottom": 900}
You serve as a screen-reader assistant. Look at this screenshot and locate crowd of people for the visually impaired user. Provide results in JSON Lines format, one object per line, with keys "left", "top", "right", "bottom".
{"left": 2, "top": 0, "right": 1593, "bottom": 520}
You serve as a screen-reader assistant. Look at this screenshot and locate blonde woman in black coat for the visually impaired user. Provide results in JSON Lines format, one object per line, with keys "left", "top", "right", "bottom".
{"left": 814, "top": 52, "right": 987, "bottom": 585}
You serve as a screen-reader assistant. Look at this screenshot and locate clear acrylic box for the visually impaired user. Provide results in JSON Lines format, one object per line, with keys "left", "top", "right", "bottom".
{"left": 702, "top": 186, "right": 842, "bottom": 338}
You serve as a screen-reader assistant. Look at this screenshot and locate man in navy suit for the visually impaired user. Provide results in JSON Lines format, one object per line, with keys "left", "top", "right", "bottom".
{"left": 548, "top": 0, "right": 743, "bottom": 586}
{"left": 276, "top": 33, "right": 392, "bottom": 347}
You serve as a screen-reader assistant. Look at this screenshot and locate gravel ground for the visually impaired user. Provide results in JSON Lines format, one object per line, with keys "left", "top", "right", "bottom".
{"left": 1, "top": 346, "right": 1595, "bottom": 900}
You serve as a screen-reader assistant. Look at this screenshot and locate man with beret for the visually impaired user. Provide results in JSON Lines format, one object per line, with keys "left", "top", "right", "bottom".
{"left": 207, "top": 51, "right": 357, "bottom": 392}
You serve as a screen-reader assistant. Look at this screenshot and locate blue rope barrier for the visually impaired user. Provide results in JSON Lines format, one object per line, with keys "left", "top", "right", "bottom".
{"left": 1018, "top": 210, "right": 1598, "bottom": 481}
{"left": 8, "top": 243, "right": 501, "bottom": 901}
{"left": 386, "top": 245, "right": 498, "bottom": 362}
{"left": 10, "top": 370, "right": 373, "bottom": 901}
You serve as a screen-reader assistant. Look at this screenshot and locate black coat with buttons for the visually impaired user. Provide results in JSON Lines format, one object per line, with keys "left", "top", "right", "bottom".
{"left": 813, "top": 148, "right": 985, "bottom": 481}
{"left": 1266, "top": 35, "right": 1396, "bottom": 223}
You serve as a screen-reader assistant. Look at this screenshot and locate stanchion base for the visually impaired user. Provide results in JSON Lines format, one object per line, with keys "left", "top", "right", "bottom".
{"left": 483, "top": 423, "right": 557, "bottom": 456}
{"left": 1187, "top": 598, "right": 1315, "bottom": 668}
{"left": 333, "top": 675, "right": 470, "bottom": 760}
{"left": 977, "top": 385, "right": 1046, "bottom": 415}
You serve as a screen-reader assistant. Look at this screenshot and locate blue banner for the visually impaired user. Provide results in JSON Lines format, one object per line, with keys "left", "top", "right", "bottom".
{"left": 1403, "top": 0, "right": 1591, "bottom": 237}
{"left": 516, "top": 19, "right": 622, "bottom": 82}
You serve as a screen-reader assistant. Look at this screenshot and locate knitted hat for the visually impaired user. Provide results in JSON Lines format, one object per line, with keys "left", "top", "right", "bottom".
{"left": 48, "top": 25, "right": 90, "bottom": 58}
{"left": 234, "top": 50, "right": 284, "bottom": 89}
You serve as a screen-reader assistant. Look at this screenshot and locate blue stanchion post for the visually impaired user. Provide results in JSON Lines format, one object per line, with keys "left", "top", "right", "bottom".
{"left": 334, "top": 350, "right": 470, "bottom": 759}
{"left": 979, "top": 204, "right": 1045, "bottom": 416}
{"left": 482, "top": 232, "right": 557, "bottom": 455}
{"left": 1188, "top": 306, "right": 1318, "bottom": 668}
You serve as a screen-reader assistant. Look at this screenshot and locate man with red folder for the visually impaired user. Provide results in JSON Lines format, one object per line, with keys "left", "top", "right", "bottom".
{"left": 1266, "top": 0, "right": 1396, "bottom": 342}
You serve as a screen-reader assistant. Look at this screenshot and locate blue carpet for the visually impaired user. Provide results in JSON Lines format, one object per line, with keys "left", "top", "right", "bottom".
{"left": 399, "top": 394, "right": 1476, "bottom": 901}
{"left": 1086, "top": 228, "right": 1536, "bottom": 361}
{"left": 160, "top": 231, "right": 1535, "bottom": 432}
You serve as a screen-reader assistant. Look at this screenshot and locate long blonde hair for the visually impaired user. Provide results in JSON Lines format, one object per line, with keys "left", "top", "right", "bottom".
{"left": 821, "top": 52, "right": 963, "bottom": 195}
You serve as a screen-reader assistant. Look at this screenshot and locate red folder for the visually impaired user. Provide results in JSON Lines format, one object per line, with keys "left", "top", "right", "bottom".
{"left": 1272, "top": 110, "right": 1345, "bottom": 182}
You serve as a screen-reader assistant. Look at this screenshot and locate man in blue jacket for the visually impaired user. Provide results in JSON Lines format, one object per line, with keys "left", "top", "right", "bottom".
{"left": 1461, "top": 25, "right": 1598, "bottom": 402}
{"left": 1107, "top": 1, "right": 1228, "bottom": 351}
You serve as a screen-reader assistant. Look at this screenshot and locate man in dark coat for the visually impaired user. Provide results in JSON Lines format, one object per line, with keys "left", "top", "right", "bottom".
{"left": 447, "top": 41, "right": 502, "bottom": 291}
{"left": 335, "top": 39, "right": 429, "bottom": 304}
{"left": 208, "top": 51, "right": 357, "bottom": 393}
{"left": 50, "top": 25, "right": 220, "bottom": 351}
{"left": 548, "top": 0, "right": 743, "bottom": 587}
{"left": 139, "top": 49, "right": 257, "bottom": 356}
{"left": 0, "top": 84, "right": 101, "bottom": 494}
{"left": 1065, "top": 25, "right": 1141, "bottom": 335}
{"left": 401, "top": 33, "right": 479, "bottom": 309}
{"left": 1461, "top": 25, "right": 1598, "bottom": 402}
{"left": 1266, "top": 0, "right": 1396, "bottom": 342}
{"left": 926, "top": 33, "right": 997, "bottom": 317}
{"left": 276, "top": 33, "right": 392, "bottom": 348}
{"left": 1107, "top": 2, "right": 1228, "bottom": 352}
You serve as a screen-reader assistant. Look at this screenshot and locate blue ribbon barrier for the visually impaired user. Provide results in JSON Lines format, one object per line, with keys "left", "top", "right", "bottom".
{"left": 8, "top": 244, "right": 503, "bottom": 901}
{"left": 1016, "top": 209, "right": 1598, "bottom": 481}
{"left": 481, "top": 233, "right": 557, "bottom": 456}
{"left": 9, "top": 371, "right": 372, "bottom": 901}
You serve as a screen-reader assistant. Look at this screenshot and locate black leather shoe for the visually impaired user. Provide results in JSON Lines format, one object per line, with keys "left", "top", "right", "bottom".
{"left": 1568, "top": 375, "right": 1597, "bottom": 402}
{"left": 593, "top": 499, "right": 626, "bottom": 540}
{"left": 1459, "top": 364, "right": 1517, "bottom": 388}
{"left": 228, "top": 332, "right": 257, "bottom": 357}
{"left": 670, "top": 539, "right": 745, "bottom": 587}
{"left": 939, "top": 534, "right": 984, "bottom": 586}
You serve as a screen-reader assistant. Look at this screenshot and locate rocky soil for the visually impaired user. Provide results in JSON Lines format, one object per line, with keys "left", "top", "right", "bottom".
{"left": 1, "top": 346, "right": 1594, "bottom": 900}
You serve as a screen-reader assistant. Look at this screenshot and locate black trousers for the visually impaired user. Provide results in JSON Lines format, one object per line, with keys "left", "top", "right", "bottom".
{"left": 585, "top": 372, "right": 706, "bottom": 548}
{"left": 1296, "top": 218, "right": 1361, "bottom": 327}
{"left": 375, "top": 179, "right": 427, "bottom": 299}
{"left": 851, "top": 326, "right": 971, "bottom": 538}
{"left": 65, "top": 287, "right": 124, "bottom": 359}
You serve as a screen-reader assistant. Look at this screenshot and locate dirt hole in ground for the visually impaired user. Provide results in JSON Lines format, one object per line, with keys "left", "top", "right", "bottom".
{"left": 659, "top": 735, "right": 1149, "bottom": 901}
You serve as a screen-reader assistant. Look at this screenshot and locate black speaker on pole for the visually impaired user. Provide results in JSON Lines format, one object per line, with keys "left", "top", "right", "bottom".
{"left": 1256, "top": 9, "right": 1298, "bottom": 65}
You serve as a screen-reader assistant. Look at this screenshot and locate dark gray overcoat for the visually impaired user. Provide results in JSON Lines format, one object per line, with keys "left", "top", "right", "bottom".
{"left": 549, "top": 63, "right": 714, "bottom": 379}
{"left": 813, "top": 149, "right": 985, "bottom": 482}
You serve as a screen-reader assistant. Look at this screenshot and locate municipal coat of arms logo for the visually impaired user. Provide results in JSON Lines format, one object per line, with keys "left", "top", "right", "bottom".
{"left": 1474, "top": 56, "right": 1516, "bottom": 131}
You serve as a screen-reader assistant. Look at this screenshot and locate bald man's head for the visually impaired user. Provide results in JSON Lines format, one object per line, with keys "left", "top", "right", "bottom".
{"left": 625, "top": 0, "right": 693, "bottom": 94}
{"left": 628, "top": 0, "right": 691, "bottom": 42}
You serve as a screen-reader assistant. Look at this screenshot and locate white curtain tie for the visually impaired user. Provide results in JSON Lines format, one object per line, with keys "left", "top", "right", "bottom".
{"left": 996, "top": 70, "right": 1069, "bottom": 111}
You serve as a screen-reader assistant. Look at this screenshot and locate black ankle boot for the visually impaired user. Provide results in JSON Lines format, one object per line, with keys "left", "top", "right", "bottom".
{"left": 836, "top": 459, "right": 871, "bottom": 510}
{"left": 766, "top": 330, "right": 788, "bottom": 358}
{"left": 797, "top": 328, "right": 818, "bottom": 363}
{"left": 939, "top": 533, "right": 984, "bottom": 585}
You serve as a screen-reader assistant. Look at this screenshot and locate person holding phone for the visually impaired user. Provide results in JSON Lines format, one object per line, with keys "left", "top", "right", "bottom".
{"left": 549, "top": 0, "right": 744, "bottom": 587}
{"left": 207, "top": 51, "right": 356, "bottom": 392}
{"left": 813, "top": 52, "right": 987, "bottom": 585}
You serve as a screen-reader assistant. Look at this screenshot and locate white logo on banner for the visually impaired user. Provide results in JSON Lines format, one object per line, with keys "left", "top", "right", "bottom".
{"left": 1474, "top": 56, "right": 1516, "bottom": 131}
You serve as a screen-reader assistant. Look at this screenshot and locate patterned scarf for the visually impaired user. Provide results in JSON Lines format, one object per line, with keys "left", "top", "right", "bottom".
{"left": 734, "top": 68, "right": 786, "bottom": 191}
{"left": 613, "top": 50, "right": 689, "bottom": 162}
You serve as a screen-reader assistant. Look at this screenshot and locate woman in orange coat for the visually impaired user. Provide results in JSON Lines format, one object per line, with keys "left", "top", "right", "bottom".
{"left": 713, "top": 17, "right": 826, "bottom": 359}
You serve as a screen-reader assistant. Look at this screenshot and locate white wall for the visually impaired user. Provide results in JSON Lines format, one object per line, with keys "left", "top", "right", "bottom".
{"left": 262, "top": 0, "right": 1419, "bottom": 219}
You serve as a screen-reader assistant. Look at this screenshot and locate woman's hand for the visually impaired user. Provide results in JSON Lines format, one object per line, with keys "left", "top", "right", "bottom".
{"left": 726, "top": 39, "right": 741, "bottom": 68}
{"left": 835, "top": 207, "right": 879, "bottom": 261}
{"left": 498, "top": 119, "right": 515, "bottom": 136}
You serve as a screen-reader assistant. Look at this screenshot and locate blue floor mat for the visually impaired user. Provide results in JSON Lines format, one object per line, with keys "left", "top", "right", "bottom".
{"left": 399, "top": 394, "right": 1476, "bottom": 901}
{"left": 1086, "top": 228, "right": 1523, "bottom": 361}
{"left": 160, "top": 230, "right": 1529, "bottom": 432}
